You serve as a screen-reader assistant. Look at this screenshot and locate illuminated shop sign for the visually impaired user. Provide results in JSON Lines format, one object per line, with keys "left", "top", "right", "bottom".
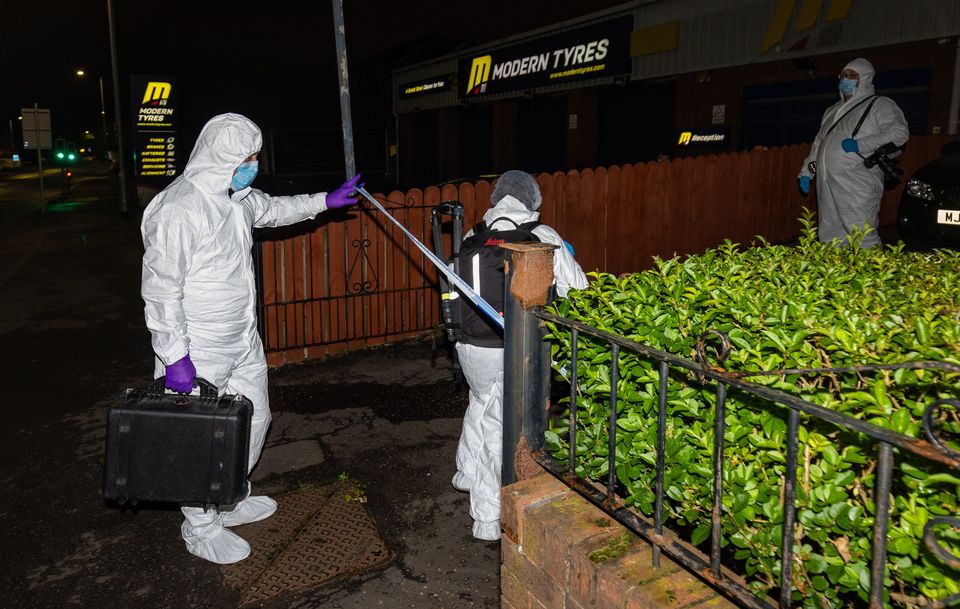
{"left": 130, "top": 74, "right": 178, "bottom": 188}
{"left": 676, "top": 127, "right": 730, "bottom": 149}
{"left": 399, "top": 75, "right": 453, "bottom": 98}
{"left": 458, "top": 16, "right": 632, "bottom": 98}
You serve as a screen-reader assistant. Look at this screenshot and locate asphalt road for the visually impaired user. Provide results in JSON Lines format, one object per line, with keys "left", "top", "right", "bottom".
{"left": 0, "top": 165, "right": 498, "bottom": 609}
{"left": 0, "top": 162, "right": 109, "bottom": 223}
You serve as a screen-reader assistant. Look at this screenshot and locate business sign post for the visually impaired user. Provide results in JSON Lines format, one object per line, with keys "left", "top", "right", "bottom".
{"left": 21, "top": 104, "right": 52, "bottom": 211}
{"left": 20, "top": 107, "right": 52, "bottom": 151}
{"left": 130, "top": 75, "right": 178, "bottom": 190}
{"left": 458, "top": 16, "right": 632, "bottom": 99}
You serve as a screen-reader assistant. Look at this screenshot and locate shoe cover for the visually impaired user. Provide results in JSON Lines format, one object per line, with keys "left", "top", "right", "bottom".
{"left": 473, "top": 520, "right": 501, "bottom": 541}
{"left": 185, "top": 527, "right": 251, "bottom": 564}
{"left": 221, "top": 495, "right": 277, "bottom": 527}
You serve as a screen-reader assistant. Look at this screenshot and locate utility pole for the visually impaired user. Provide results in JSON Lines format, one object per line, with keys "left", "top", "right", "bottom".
{"left": 75, "top": 70, "right": 111, "bottom": 159}
{"left": 332, "top": 0, "right": 356, "bottom": 180}
{"left": 99, "top": 75, "right": 109, "bottom": 157}
{"left": 107, "top": 0, "right": 130, "bottom": 216}
{"left": 33, "top": 102, "right": 45, "bottom": 212}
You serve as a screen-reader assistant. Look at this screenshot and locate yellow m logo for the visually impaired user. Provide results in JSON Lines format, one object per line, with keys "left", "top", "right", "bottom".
{"left": 678, "top": 132, "right": 692, "bottom": 146}
{"left": 762, "top": 0, "right": 854, "bottom": 51}
{"left": 142, "top": 82, "right": 172, "bottom": 104}
{"left": 466, "top": 56, "right": 492, "bottom": 95}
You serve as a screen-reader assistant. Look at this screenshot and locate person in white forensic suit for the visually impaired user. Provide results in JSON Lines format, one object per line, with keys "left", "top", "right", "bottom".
{"left": 452, "top": 170, "right": 588, "bottom": 541}
{"left": 798, "top": 58, "right": 909, "bottom": 248}
{"left": 140, "top": 113, "right": 361, "bottom": 564}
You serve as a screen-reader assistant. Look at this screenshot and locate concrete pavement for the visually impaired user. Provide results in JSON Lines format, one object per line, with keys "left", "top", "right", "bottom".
{"left": 0, "top": 164, "right": 498, "bottom": 609}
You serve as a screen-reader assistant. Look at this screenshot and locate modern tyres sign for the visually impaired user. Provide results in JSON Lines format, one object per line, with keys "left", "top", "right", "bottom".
{"left": 458, "top": 16, "right": 632, "bottom": 99}
{"left": 130, "top": 75, "right": 178, "bottom": 188}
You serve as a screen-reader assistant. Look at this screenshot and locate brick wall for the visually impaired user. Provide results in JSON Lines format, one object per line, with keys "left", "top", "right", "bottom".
{"left": 501, "top": 472, "right": 739, "bottom": 609}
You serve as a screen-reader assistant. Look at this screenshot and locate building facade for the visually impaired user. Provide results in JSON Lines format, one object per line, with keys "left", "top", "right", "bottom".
{"left": 392, "top": 0, "right": 960, "bottom": 188}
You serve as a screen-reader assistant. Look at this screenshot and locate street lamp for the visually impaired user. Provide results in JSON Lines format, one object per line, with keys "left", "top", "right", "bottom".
{"left": 75, "top": 68, "right": 109, "bottom": 158}
{"left": 10, "top": 115, "right": 22, "bottom": 153}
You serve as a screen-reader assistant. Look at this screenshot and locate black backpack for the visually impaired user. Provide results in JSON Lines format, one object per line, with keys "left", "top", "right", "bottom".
{"left": 455, "top": 217, "right": 540, "bottom": 347}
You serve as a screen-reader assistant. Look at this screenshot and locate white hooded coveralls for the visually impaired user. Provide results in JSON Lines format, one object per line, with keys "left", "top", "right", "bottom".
{"left": 453, "top": 187, "right": 587, "bottom": 541}
{"left": 799, "top": 58, "right": 909, "bottom": 248}
{"left": 141, "top": 113, "right": 331, "bottom": 560}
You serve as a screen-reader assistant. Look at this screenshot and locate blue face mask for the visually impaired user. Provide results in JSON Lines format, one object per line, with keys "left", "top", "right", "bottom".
{"left": 231, "top": 160, "right": 258, "bottom": 191}
{"left": 839, "top": 78, "right": 858, "bottom": 95}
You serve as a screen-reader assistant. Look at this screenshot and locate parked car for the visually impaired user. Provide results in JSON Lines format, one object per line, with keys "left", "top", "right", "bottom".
{"left": 897, "top": 140, "right": 960, "bottom": 248}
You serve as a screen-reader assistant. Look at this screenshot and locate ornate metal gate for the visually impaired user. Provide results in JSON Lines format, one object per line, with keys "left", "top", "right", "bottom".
{"left": 255, "top": 192, "right": 446, "bottom": 363}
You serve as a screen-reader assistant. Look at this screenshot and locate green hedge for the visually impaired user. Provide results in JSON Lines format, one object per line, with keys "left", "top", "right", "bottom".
{"left": 544, "top": 219, "right": 960, "bottom": 608}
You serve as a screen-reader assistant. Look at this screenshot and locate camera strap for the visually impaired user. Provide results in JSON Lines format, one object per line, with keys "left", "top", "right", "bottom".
{"left": 824, "top": 94, "right": 877, "bottom": 139}
{"left": 851, "top": 97, "right": 879, "bottom": 138}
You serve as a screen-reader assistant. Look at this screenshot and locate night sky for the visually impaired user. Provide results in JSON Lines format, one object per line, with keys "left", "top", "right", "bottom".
{"left": 4, "top": 0, "right": 628, "bottom": 148}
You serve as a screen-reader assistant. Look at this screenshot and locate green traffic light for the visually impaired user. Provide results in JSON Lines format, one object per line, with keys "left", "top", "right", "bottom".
{"left": 56, "top": 152, "right": 65, "bottom": 159}
{"left": 68, "top": 154, "right": 76, "bottom": 161}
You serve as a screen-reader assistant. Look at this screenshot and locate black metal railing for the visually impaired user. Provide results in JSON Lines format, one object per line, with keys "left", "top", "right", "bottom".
{"left": 529, "top": 309, "right": 960, "bottom": 609}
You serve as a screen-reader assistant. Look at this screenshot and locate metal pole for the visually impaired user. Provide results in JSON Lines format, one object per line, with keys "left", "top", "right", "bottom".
{"left": 98, "top": 75, "right": 109, "bottom": 157}
{"left": 34, "top": 102, "right": 45, "bottom": 212}
{"left": 869, "top": 443, "right": 894, "bottom": 609}
{"left": 331, "top": 0, "right": 356, "bottom": 179}
{"left": 106, "top": 0, "right": 129, "bottom": 215}
{"left": 8, "top": 119, "right": 13, "bottom": 152}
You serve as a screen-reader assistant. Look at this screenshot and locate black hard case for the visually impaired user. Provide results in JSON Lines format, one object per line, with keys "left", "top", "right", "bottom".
{"left": 103, "top": 378, "right": 252, "bottom": 508}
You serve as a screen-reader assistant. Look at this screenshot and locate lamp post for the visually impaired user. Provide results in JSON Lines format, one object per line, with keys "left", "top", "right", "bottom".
{"left": 75, "top": 69, "right": 110, "bottom": 158}
{"left": 107, "top": 0, "right": 130, "bottom": 215}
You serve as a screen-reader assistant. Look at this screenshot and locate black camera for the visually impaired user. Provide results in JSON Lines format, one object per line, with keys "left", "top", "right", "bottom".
{"left": 864, "top": 141, "right": 903, "bottom": 186}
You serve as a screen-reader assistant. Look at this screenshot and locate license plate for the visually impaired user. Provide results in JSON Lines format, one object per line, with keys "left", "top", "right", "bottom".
{"left": 936, "top": 209, "right": 960, "bottom": 225}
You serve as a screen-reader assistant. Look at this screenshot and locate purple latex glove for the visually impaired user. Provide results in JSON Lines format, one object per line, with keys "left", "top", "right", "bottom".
{"left": 165, "top": 354, "right": 196, "bottom": 394}
{"left": 325, "top": 174, "right": 364, "bottom": 209}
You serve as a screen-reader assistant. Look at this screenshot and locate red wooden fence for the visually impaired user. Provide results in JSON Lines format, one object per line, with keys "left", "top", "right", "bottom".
{"left": 260, "top": 135, "right": 958, "bottom": 365}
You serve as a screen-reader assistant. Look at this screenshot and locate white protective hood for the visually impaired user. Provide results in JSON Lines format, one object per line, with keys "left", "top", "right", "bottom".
{"left": 183, "top": 113, "right": 263, "bottom": 194}
{"left": 481, "top": 194, "right": 587, "bottom": 297}
{"left": 833, "top": 57, "right": 876, "bottom": 115}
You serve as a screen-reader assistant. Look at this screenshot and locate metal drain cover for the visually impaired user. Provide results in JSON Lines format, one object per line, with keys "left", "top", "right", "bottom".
{"left": 221, "top": 482, "right": 393, "bottom": 606}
